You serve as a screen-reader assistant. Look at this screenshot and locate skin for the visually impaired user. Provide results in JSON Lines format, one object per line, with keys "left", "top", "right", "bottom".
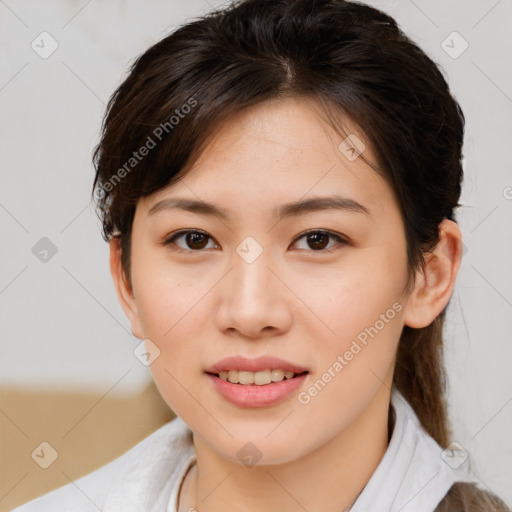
{"left": 110, "top": 96, "right": 463, "bottom": 512}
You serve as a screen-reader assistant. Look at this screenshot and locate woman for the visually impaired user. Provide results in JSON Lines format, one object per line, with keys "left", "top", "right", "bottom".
{"left": 12, "top": 0, "right": 510, "bottom": 510}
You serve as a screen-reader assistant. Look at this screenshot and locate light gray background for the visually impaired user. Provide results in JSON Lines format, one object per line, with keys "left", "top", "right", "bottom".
{"left": 1, "top": 0, "right": 511, "bottom": 505}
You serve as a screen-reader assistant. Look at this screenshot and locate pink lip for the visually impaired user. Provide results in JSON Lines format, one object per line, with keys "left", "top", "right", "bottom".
{"left": 206, "top": 355, "right": 309, "bottom": 374}
{"left": 206, "top": 372, "right": 308, "bottom": 408}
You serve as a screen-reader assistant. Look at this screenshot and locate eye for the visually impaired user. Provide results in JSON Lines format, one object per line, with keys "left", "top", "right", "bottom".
{"left": 162, "top": 229, "right": 348, "bottom": 253}
{"left": 291, "top": 230, "right": 348, "bottom": 253}
{"left": 163, "top": 230, "right": 218, "bottom": 252}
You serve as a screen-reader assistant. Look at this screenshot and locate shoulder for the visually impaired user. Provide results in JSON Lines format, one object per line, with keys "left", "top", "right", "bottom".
{"left": 10, "top": 416, "right": 193, "bottom": 512}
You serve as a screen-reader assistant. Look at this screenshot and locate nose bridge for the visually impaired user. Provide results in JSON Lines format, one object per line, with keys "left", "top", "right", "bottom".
{"left": 216, "top": 235, "right": 289, "bottom": 336}
{"left": 231, "top": 235, "right": 275, "bottom": 306}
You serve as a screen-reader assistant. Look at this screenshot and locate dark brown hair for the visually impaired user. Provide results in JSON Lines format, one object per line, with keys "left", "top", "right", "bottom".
{"left": 91, "top": 1, "right": 509, "bottom": 509}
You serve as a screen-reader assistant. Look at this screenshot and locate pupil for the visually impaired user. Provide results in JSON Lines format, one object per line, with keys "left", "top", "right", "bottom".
{"left": 308, "top": 233, "right": 328, "bottom": 250}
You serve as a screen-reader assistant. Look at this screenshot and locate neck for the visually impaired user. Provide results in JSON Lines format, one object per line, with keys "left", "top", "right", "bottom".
{"left": 180, "top": 385, "right": 393, "bottom": 512}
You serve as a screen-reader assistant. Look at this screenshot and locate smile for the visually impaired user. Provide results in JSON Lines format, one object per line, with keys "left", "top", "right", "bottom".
{"left": 206, "top": 371, "right": 309, "bottom": 408}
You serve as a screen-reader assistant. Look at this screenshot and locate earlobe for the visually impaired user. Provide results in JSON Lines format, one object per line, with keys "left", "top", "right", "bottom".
{"left": 109, "top": 238, "right": 144, "bottom": 339}
{"left": 402, "top": 219, "right": 463, "bottom": 329}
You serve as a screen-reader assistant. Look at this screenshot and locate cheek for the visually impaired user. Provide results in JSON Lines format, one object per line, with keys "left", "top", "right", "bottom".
{"left": 130, "top": 244, "right": 208, "bottom": 340}
{"left": 132, "top": 277, "right": 176, "bottom": 341}
{"left": 294, "top": 254, "right": 407, "bottom": 400}
{"left": 296, "top": 266, "right": 404, "bottom": 420}
{"left": 131, "top": 260, "right": 206, "bottom": 414}
{"left": 295, "top": 253, "right": 406, "bottom": 342}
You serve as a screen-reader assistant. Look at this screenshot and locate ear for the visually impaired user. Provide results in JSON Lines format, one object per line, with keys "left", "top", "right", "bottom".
{"left": 109, "top": 238, "right": 144, "bottom": 339}
{"left": 402, "top": 219, "right": 463, "bottom": 328}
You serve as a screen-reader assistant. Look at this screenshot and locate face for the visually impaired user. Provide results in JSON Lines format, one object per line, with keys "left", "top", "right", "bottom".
{"left": 118, "top": 96, "right": 412, "bottom": 465}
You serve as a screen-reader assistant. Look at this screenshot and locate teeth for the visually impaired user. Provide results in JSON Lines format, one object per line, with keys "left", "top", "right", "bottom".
{"left": 238, "top": 371, "right": 254, "bottom": 385}
{"left": 218, "top": 369, "right": 298, "bottom": 385}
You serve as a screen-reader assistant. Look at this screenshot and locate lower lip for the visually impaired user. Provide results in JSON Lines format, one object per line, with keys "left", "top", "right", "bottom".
{"left": 206, "top": 373, "right": 308, "bottom": 408}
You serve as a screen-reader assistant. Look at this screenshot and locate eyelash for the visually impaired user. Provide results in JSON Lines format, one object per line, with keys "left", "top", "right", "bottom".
{"left": 162, "top": 229, "right": 349, "bottom": 254}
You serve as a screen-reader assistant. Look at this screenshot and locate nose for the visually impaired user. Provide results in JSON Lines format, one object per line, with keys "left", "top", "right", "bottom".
{"left": 214, "top": 242, "right": 293, "bottom": 340}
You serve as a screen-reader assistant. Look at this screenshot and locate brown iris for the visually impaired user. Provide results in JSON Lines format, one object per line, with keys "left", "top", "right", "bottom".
{"left": 186, "top": 232, "right": 209, "bottom": 250}
{"left": 305, "top": 232, "right": 330, "bottom": 250}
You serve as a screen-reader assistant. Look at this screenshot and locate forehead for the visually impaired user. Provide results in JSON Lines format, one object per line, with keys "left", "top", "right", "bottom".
{"left": 138, "top": 96, "right": 397, "bottom": 221}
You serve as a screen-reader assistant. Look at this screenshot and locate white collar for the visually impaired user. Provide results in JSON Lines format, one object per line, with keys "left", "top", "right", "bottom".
{"left": 103, "top": 386, "right": 472, "bottom": 512}
{"left": 351, "top": 386, "right": 473, "bottom": 511}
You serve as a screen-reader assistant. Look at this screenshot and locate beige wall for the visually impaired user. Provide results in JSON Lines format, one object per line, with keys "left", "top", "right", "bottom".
{"left": 0, "top": 382, "right": 175, "bottom": 511}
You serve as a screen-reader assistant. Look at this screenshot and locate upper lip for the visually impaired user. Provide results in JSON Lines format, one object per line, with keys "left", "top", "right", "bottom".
{"left": 206, "top": 355, "right": 309, "bottom": 374}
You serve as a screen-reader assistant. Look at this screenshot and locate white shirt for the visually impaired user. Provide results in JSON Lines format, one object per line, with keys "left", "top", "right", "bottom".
{"left": 11, "top": 386, "right": 476, "bottom": 512}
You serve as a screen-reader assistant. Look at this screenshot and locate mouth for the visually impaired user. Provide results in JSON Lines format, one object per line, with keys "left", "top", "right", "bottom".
{"left": 206, "top": 370, "right": 309, "bottom": 408}
{"left": 205, "top": 355, "right": 310, "bottom": 407}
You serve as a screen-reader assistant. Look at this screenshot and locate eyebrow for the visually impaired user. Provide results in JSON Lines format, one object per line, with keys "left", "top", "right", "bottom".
{"left": 147, "top": 195, "right": 370, "bottom": 220}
